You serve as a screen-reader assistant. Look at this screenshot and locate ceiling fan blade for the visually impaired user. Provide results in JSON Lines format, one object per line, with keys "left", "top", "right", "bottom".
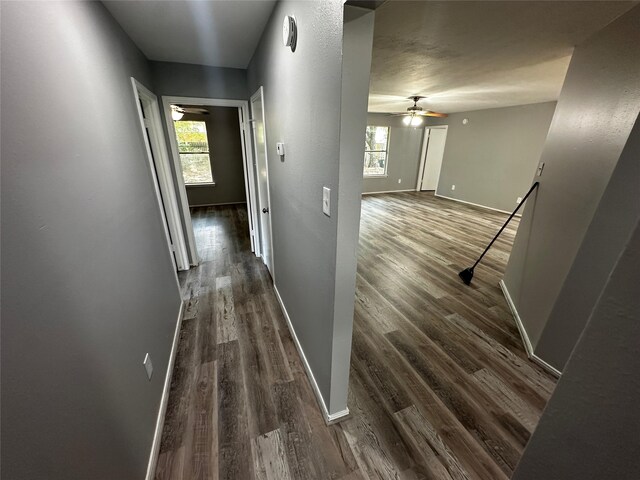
{"left": 387, "top": 111, "right": 448, "bottom": 118}
{"left": 176, "top": 106, "right": 210, "bottom": 115}
{"left": 415, "top": 111, "right": 448, "bottom": 118}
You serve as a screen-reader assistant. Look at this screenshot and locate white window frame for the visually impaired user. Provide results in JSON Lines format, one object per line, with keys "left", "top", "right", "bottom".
{"left": 363, "top": 125, "right": 390, "bottom": 178}
{"left": 174, "top": 119, "right": 215, "bottom": 186}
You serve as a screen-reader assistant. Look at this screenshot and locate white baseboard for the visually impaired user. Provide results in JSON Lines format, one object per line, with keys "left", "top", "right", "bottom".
{"left": 145, "top": 300, "right": 185, "bottom": 480}
{"left": 436, "top": 193, "right": 522, "bottom": 217}
{"left": 530, "top": 350, "right": 561, "bottom": 378}
{"left": 273, "top": 285, "right": 350, "bottom": 424}
{"left": 362, "top": 189, "right": 415, "bottom": 195}
{"left": 499, "top": 280, "right": 561, "bottom": 378}
{"left": 189, "top": 201, "right": 247, "bottom": 207}
{"left": 326, "top": 407, "right": 350, "bottom": 424}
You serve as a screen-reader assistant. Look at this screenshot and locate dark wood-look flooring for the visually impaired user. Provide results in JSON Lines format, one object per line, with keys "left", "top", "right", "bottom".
{"left": 154, "top": 193, "right": 556, "bottom": 480}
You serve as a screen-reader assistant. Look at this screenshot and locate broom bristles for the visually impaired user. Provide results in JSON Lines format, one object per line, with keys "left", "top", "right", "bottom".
{"left": 458, "top": 267, "right": 474, "bottom": 285}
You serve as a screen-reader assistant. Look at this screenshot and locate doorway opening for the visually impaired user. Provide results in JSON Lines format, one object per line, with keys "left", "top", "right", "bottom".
{"left": 162, "top": 96, "right": 259, "bottom": 268}
{"left": 417, "top": 125, "right": 448, "bottom": 191}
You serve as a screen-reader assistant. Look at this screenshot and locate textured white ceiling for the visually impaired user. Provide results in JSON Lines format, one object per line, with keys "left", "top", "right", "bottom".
{"left": 369, "top": 1, "right": 637, "bottom": 113}
{"left": 103, "top": 0, "right": 276, "bottom": 69}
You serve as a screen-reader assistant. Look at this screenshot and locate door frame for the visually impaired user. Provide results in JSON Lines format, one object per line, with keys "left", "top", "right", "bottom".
{"left": 131, "top": 78, "right": 190, "bottom": 274}
{"left": 416, "top": 125, "right": 448, "bottom": 191}
{"left": 161, "top": 95, "right": 259, "bottom": 265}
{"left": 249, "top": 86, "right": 275, "bottom": 277}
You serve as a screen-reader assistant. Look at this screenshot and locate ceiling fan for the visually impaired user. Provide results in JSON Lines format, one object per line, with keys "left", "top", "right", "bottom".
{"left": 390, "top": 96, "right": 448, "bottom": 126}
{"left": 171, "top": 104, "right": 210, "bottom": 121}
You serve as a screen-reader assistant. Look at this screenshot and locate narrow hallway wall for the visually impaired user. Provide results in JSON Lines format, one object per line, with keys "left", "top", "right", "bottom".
{"left": 246, "top": 0, "right": 373, "bottom": 417}
{"left": 1, "top": 3, "right": 181, "bottom": 479}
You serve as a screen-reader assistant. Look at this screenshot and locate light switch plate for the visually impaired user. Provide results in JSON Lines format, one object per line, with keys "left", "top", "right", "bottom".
{"left": 143, "top": 353, "right": 153, "bottom": 380}
{"left": 537, "top": 161, "right": 545, "bottom": 176}
{"left": 276, "top": 142, "right": 285, "bottom": 156}
{"left": 322, "top": 186, "right": 330, "bottom": 217}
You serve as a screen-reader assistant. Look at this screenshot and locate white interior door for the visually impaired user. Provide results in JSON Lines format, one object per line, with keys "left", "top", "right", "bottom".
{"left": 250, "top": 87, "right": 274, "bottom": 276}
{"left": 132, "top": 78, "right": 189, "bottom": 273}
{"left": 420, "top": 127, "right": 448, "bottom": 191}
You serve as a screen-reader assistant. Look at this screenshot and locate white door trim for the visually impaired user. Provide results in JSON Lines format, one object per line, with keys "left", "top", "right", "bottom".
{"left": 249, "top": 86, "right": 275, "bottom": 278}
{"left": 131, "top": 78, "right": 189, "bottom": 275}
{"left": 416, "top": 128, "right": 430, "bottom": 191}
{"left": 416, "top": 125, "right": 448, "bottom": 191}
{"left": 161, "top": 95, "right": 259, "bottom": 264}
{"left": 236, "top": 106, "right": 259, "bottom": 257}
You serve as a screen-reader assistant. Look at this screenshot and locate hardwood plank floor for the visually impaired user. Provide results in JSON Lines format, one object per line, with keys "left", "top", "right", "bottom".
{"left": 154, "top": 193, "right": 556, "bottom": 480}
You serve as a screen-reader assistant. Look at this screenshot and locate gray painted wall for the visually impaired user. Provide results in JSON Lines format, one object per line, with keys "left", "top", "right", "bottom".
{"left": 511, "top": 215, "right": 640, "bottom": 480}
{"left": 428, "top": 102, "right": 556, "bottom": 212}
{"left": 503, "top": 6, "right": 640, "bottom": 361}
{"left": 535, "top": 113, "right": 640, "bottom": 371}
{"left": 331, "top": 6, "right": 375, "bottom": 413}
{"left": 362, "top": 113, "right": 424, "bottom": 193}
{"left": 247, "top": 0, "right": 349, "bottom": 414}
{"left": 363, "top": 103, "right": 555, "bottom": 207}
{"left": 1, "top": 2, "right": 181, "bottom": 479}
{"left": 150, "top": 61, "right": 248, "bottom": 99}
{"left": 179, "top": 107, "right": 246, "bottom": 206}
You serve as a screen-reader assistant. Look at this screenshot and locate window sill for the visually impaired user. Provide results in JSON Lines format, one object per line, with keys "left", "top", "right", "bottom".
{"left": 364, "top": 175, "right": 388, "bottom": 179}
{"left": 185, "top": 182, "right": 216, "bottom": 187}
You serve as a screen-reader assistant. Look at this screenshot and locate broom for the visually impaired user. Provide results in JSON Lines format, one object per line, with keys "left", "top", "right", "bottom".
{"left": 459, "top": 182, "right": 539, "bottom": 285}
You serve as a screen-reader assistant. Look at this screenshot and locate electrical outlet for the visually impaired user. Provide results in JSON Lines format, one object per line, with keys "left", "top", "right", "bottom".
{"left": 451, "top": 185, "right": 456, "bottom": 191}
{"left": 398, "top": 178, "right": 402, "bottom": 184}
{"left": 143, "top": 353, "right": 153, "bottom": 380}
{"left": 516, "top": 197, "right": 522, "bottom": 204}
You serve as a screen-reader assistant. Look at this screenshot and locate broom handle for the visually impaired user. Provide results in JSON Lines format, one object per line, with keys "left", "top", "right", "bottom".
{"left": 472, "top": 182, "right": 539, "bottom": 269}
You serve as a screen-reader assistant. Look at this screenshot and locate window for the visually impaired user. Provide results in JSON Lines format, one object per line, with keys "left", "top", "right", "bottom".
{"left": 174, "top": 120, "right": 213, "bottom": 184}
{"left": 364, "top": 125, "right": 390, "bottom": 177}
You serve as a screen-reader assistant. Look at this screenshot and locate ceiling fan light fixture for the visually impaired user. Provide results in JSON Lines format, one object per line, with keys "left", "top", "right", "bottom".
{"left": 390, "top": 96, "right": 447, "bottom": 126}
{"left": 171, "top": 105, "right": 184, "bottom": 121}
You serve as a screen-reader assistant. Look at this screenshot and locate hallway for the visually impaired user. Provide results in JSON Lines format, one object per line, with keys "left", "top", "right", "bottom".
{"left": 155, "top": 205, "right": 355, "bottom": 479}
{"left": 155, "top": 197, "right": 556, "bottom": 480}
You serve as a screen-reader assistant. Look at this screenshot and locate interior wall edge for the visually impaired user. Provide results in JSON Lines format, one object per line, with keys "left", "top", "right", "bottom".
{"left": 245, "top": 0, "right": 346, "bottom": 416}
{"left": 328, "top": 4, "right": 376, "bottom": 414}
{"left": 500, "top": 280, "right": 562, "bottom": 377}
{"left": 273, "top": 285, "right": 349, "bottom": 423}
